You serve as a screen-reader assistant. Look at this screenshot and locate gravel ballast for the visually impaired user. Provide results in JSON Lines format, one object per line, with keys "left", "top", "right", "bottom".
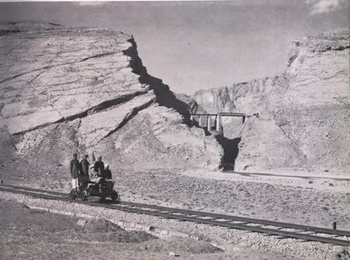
{"left": 1, "top": 191, "right": 348, "bottom": 260}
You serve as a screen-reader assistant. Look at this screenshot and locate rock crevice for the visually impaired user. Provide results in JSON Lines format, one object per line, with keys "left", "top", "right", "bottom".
{"left": 0, "top": 22, "right": 223, "bottom": 176}
{"left": 193, "top": 29, "right": 349, "bottom": 174}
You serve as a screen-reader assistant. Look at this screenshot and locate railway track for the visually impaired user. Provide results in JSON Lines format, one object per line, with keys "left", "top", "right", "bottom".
{"left": 1, "top": 184, "right": 350, "bottom": 247}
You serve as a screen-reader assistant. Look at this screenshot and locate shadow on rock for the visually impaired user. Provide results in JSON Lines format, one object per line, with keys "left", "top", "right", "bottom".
{"left": 215, "top": 135, "right": 241, "bottom": 171}
{"left": 123, "top": 37, "right": 198, "bottom": 125}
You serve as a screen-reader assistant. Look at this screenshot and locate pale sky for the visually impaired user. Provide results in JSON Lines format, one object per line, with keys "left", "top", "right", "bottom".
{"left": 0, "top": 1, "right": 349, "bottom": 95}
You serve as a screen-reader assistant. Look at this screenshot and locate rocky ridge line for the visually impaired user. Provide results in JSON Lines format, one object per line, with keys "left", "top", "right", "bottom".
{"left": 0, "top": 22, "right": 222, "bottom": 180}
{"left": 193, "top": 29, "right": 350, "bottom": 174}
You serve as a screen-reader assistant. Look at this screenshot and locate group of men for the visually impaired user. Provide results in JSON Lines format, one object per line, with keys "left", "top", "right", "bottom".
{"left": 70, "top": 153, "right": 112, "bottom": 190}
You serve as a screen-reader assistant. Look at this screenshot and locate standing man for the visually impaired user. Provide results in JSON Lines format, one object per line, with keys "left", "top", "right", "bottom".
{"left": 79, "top": 154, "right": 90, "bottom": 188}
{"left": 94, "top": 156, "right": 105, "bottom": 177}
{"left": 102, "top": 164, "right": 112, "bottom": 179}
{"left": 70, "top": 153, "right": 80, "bottom": 190}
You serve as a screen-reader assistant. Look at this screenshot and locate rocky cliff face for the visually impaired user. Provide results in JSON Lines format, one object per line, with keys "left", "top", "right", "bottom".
{"left": 193, "top": 29, "right": 350, "bottom": 174}
{"left": 0, "top": 22, "right": 222, "bottom": 181}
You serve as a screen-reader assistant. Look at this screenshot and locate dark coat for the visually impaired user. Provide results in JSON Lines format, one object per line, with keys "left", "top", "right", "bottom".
{"left": 94, "top": 161, "right": 104, "bottom": 176}
{"left": 70, "top": 159, "right": 80, "bottom": 179}
{"left": 80, "top": 159, "right": 90, "bottom": 176}
{"left": 102, "top": 169, "right": 112, "bottom": 179}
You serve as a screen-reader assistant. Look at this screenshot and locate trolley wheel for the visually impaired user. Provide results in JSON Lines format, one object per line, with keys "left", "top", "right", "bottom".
{"left": 81, "top": 191, "right": 88, "bottom": 201}
{"left": 99, "top": 195, "right": 107, "bottom": 202}
{"left": 69, "top": 189, "right": 76, "bottom": 200}
{"left": 111, "top": 192, "right": 120, "bottom": 203}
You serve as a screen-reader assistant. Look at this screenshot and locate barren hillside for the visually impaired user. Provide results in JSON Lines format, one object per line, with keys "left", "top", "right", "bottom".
{"left": 0, "top": 22, "right": 222, "bottom": 183}
{"left": 193, "top": 29, "right": 350, "bottom": 175}
{"left": 1, "top": 22, "right": 350, "bottom": 260}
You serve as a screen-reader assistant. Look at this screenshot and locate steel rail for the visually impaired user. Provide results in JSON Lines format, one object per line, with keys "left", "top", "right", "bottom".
{"left": 4, "top": 184, "right": 349, "bottom": 237}
{"left": 0, "top": 184, "right": 349, "bottom": 246}
{"left": 121, "top": 201, "right": 350, "bottom": 237}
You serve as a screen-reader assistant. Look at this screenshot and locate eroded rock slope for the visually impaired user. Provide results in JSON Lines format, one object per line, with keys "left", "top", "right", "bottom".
{"left": 0, "top": 22, "right": 222, "bottom": 181}
{"left": 194, "top": 29, "right": 350, "bottom": 174}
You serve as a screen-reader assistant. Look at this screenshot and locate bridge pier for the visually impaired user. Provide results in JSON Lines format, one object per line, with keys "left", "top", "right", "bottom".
{"left": 199, "top": 115, "right": 205, "bottom": 127}
{"left": 216, "top": 114, "right": 222, "bottom": 132}
{"left": 207, "top": 115, "right": 211, "bottom": 131}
